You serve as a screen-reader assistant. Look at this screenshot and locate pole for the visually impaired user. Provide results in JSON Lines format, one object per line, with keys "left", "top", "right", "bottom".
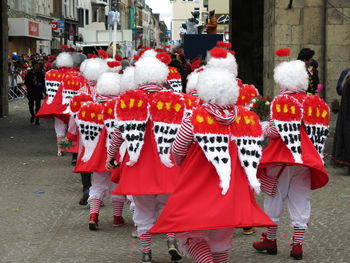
{"left": 0, "top": 0, "right": 9, "bottom": 117}
{"left": 113, "top": 16, "right": 117, "bottom": 58}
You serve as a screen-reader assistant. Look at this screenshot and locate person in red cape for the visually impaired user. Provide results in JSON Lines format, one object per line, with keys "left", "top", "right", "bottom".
{"left": 72, "top": 59, "right": 127, "bottom": 229}
{"left": 106, "top": 50, "right": 183, "bottom": 263}
{"left": 149, "top": 65, "right": 275, "bottom": 263}
{"left": 252, "top": 60, "right": 329, "bottom": 260}
{"left": 36, "top": 51, "right": 77, "bottom": 156}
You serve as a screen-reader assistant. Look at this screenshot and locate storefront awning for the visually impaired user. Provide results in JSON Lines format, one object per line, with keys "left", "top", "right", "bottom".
{"left": 8, "top": 18, "right": 52, "bottom": 41}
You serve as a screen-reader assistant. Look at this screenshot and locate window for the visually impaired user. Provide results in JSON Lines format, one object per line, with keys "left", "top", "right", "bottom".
{"left": 85, "top": 9, "right": 89, "bottom": 25}
{"left": 78, "top": 8, "right": 84, "bottom": 27}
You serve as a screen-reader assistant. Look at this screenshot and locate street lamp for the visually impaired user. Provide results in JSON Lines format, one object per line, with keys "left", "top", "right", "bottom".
{"left": 108, "top": 0, "right": 120, "bottom": 57}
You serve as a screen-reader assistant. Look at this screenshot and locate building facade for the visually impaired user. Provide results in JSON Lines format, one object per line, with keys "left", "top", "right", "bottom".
{"left": 8, "top": 0, "right": 53, "bottom": 55}
{"left": 206, "top": 0, "right": 229, "bottom": 35}
{"left": 170, "top": 0, "right": 207, "bottom": 41}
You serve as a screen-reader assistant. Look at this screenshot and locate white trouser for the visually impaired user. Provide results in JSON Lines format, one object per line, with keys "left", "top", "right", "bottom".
{"left": 178, "top": 229, "right": 234, "bottom": 254}
{"left": 54, "top": 117, "right": 67, "bottom": 139}
{"left": 132, "top": 194, "right": 170, "bottom": 235}
{"left": 89, "top": 172, "right": 125, "bottom": 201}
{"left": 264, "top": 165, "right": 311, "bottom": 229}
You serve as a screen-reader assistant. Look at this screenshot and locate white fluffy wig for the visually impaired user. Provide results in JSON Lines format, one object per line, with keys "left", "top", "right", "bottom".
{"left": 56, "top": 52, "right": 74, "bottom": 68}
{"left": 197, "top": 68, "right": 239, "bottom": 106}
{"left": 186, "top": 67, "right": 204, "bottom": 93}
{"left": 134, "top": 57, "right": 169, "bottom": 87}
{"left": 81, "top": 58, "right": 109, "bottom": 81}
{"left": 96, "top": 72, "right": 122, "bottom": 96}
{"left": 274, "top": 60, "right": 308, "bottom": 92}
{"left": 121, "top": 66, "right": 137, "bottom": 92}
{"left": 206, "top": 52, "right": 238, "bottom": 77}
{"left": 140, "top": 49, "right": 157, "bottom": 58}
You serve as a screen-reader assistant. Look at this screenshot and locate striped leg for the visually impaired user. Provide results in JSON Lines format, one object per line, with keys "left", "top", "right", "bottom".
{"left": 112, "top": 199, "right": 124, "bottom": 217}
{"left": 293, "top": 227, "right": 306, "bottom": 244}
{"left": 166, "top": 233, "right": 176, "bottom": 240}
{"left": 187, "top": 239, "right": 214, "bottom": 263}
{"left": 89, "top": 198, "right": 102, "bottom": 214}
{"left": 266, "top": 226, "right": 278, "bottom": 241}
{"left": 140, "top": 233, "right": 152, "bottom": 253}
{"left": 212, "top": 251, "right": 229, "bottom": 263}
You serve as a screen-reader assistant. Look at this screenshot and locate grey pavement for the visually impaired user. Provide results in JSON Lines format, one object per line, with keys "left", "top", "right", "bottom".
{"left": 0, "top": 99, "right": 349, "bottom": 263}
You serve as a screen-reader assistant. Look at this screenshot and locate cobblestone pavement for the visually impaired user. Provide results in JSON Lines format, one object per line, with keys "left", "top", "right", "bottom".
{"left": 0, "top": 100, "right": 349, "bottom": 263}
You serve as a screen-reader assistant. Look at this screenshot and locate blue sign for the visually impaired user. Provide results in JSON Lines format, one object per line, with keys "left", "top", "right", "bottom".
{"left": 58, "top": 20, "right": 65, "bottom": 29}
{"left": 166, "top": 30, "right": 172, "bottom": 35}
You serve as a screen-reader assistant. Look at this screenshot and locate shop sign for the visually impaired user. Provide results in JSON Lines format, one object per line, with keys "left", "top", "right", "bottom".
{"left": 49, "top": 21, "right": 58, "bottom": 30}
{"left": 58, "top": 20, "right": 65, "bottom": 29}
{"left": 28, "top": 21, "right": 39, "bottom": 36}
{"left": 215, "top": 14, "right": 230, "bottom": 24}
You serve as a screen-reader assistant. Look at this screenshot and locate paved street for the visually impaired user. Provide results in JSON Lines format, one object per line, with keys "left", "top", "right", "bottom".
{"left": 0, "top": 99, "right": 349, "bottom": 263}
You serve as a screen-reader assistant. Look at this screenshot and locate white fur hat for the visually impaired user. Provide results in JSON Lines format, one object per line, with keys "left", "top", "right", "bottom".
{"left": 186, "top": 66, "right": 205, "bottom": 93}
{"left": 140, "top": 49, "right": 157, "bottom": 58}
{"left": 274, "top": 60, "right": 308, "bottom": 92}
{"left": 96, "top": 72, "right": 122, "bottom": 96}
{"left": 56, "top": 52, "right": 74, "bottom": 68}
{"left": 134, "top": 56, "right": 169, "bottom": 87}
{"left": 197, "top": 67, "right": 239, "bottom": 106}
{"left": 207, "top": 47, "right": 238, "bottom": 77}
{"left": 121, "top": 66, "right": 137, "bottom": 92}
{"left": 81, "top": 58, "right": 109, "bottom": 81}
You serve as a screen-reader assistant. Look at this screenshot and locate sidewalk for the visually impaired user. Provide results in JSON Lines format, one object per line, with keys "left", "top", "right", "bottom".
{"left": 0, "top": 99, "right": 349, "bottom": 263}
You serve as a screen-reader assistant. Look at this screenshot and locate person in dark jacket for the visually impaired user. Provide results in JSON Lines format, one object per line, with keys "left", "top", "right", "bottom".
{"left": 24, "top": 62, "right": 45, "bottom": 125}
{"left": 332, "top": 69, "right": 350, "bottom": 171}
{"left": 297, "top": 48, "right": 319, "bottom": 94}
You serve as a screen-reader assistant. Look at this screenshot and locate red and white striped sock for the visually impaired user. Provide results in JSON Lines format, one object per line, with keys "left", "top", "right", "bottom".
{"left": 266, "top": 226, "right": 278, "bottom": 241}
{"left": 187, "top": 239, "right": 214, "bottom": 263}
{"left": 111, "top": 199, "right": 124, "bottom": 217}
{"left": 293, "top": 226, "right": 306, "bottom": 245}
{"left": 89, "top": 198, "right": 102, "bottom": 214}
{"left": 140, "top": 233, "right": 152, "bottom": 252}
{"left": 166, "top": 233, "right": 176, "bottom": 240}
{"left": 212, "top": 251, "right": 229, "bottom": 263}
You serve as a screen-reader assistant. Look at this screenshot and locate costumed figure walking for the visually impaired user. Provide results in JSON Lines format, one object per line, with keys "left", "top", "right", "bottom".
{"left": 73, "top": 57, "right": 126, "bottom": 229}
{"left": 252, "top": 57, "right": 329, "bottom": 260}
{"left": 106, "top": 49, "right": 183, "bottom": 263}
{"left": 36, "top": 48, "right": 80, "bottom": 156}
{"left": 149, "top": 48, "right": 275, "bottom": 263}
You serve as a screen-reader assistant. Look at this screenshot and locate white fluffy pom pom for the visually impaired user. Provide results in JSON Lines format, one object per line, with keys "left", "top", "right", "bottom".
{"left": 274, "top": 60, "right": 308, "bottom": 92}
{"left": 197, "top": 68, "right": 239, "bottom": 106}
{"left": 82, "top": 58, "right": 109, "bottom": 81}
{"left": 56, "top": 52, "right": 73, "bottom": 68}
{"left": 96, "top": 72, "right": 122, "bottom": 96}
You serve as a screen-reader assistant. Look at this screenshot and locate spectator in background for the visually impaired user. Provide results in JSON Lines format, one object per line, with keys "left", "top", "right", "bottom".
{"left": 169, "top": 53, "right": 184, "bottom": 82}
{"left": 206, "top": 10, "right": 217, "bottom": 34}
{"left": 332, "top": 68, "right": 350, "bottom": 172}
{"left": 25, "top": 62, "right": 45, "bottom": 125}
{"left": 336, "top": 68, "right": 350, "bottom": 95}
{"left": 297, "top": 48, "right": 319, "bottom": 94}
{"left": 179, "top": 55, "right": 192, "bottom": 92}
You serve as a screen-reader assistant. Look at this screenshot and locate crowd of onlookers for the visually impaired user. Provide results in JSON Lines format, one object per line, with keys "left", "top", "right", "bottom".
{"left": 8, "top": 53, "right": 55, "bottom": 99}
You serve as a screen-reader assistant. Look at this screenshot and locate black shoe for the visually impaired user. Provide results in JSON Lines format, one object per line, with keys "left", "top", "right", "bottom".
{"left": 141, "top": 251, "right": 152, "bottom": 263}
{"left": 35, "top": 118, "right": 40, "bottom": 125}
{"left": 167, "top": 239, "right": 182, "bottom": 261}
{"left": 79, "top": 193, "right": 89, "bottom": 205}
{"left": 30, "top": 116, "right": 35, "bottom": 123}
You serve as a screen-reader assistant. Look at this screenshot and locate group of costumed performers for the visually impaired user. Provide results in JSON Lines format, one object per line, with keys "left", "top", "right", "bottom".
{"left": 35, "top": 42, "right": 329, "bottom": 263}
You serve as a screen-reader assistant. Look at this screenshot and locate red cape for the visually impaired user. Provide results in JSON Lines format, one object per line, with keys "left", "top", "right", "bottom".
{"left": 36, "top": 68, "right": 78, "bottom": 122}
{"left": 112, "top": 121, "right": 181, "bottom": 195}
{"left": 149, "top": 142, "right": 275, "bottom": 234}
{"left": 258, "top": 127, "right": 328, "bottom": 190}
{"left": 73, "top": 128, "right": 108, "bottom": 174}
